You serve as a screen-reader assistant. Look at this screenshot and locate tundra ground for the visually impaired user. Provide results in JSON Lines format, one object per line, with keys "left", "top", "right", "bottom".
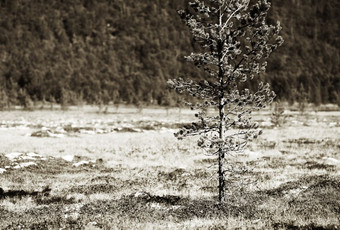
{"left": 0, "top": 107, "right": 339, "bottom": 229}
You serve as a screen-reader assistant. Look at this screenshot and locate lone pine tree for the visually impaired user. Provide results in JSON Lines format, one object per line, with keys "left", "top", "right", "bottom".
{"left": 168, "top": 0, "right": 283, "bottom": 202}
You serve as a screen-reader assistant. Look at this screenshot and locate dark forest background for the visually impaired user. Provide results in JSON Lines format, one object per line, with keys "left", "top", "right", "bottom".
{"left": 0, "top": 0, "right": 339, "bottom": 108}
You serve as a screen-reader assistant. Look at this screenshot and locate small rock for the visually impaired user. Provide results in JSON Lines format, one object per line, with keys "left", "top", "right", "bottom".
{"left": 323, "top": 157, "right": 340, "bottom": 166}
{"left": 80, "top": 130, "right": 96, "bottom": 135}
{"left": 96, "top": 129, "right": 104, "bottom": 134}
{"left": 329, "top": 122, "right": 337, "bottom": 127}
{"left": 72, "top": 160, "right": 95, "bottom": 167}
{"left": 62, "top": 155, "right": 74, "bottom": 162}
{"left": 134, "top": 191, "right": 151, "bottom": 199}
{"left": 46, "top": 131, "right": 65, "bottom": 138}
{"left": 31, "top": 130, "right": 50, "bottom": 137}
{"left": 5, "top": 152, "right": 23, "bottom": 161}
{"left": 41, "top": 127, "right": 49, "bottom": 131}
{"left": 55, "top": 127, "right": 67, "bottom": 133}
{"left": 13, "top": 162, "right": 37, "bottom": 169}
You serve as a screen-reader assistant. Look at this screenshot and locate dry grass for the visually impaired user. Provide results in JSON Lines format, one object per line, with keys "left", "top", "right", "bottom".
{"left": 0, "top": 107, "right": 339, "bottom": 229}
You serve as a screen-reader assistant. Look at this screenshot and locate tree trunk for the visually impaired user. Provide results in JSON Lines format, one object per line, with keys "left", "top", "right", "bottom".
{"left": 217, "top": 7, "right": 226, "bottom": 203}
{"left": 217, "top": 42, "right": 225, "bottom": 203}
{"left": 218, "top": 102, "right": 225, "bottom": 203}
{"left": 218, "top": 148, "right": 225, "bottom": 202}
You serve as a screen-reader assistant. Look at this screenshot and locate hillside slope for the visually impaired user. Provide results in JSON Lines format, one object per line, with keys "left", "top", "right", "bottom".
{"left": 0, "top": 0, "right": 339, "bottom": 107}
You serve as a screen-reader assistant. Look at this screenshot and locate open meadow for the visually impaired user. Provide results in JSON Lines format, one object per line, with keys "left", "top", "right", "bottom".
{"left": 0, "top": 106, "right": 339, "bottom": 229}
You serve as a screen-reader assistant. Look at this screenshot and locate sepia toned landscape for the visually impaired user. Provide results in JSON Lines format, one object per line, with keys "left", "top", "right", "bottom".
{"left": 0, "top": 106, "right": 339, "bottom": 229}
{"left": 0, "top": 0, "right": 339, "bottom": 229}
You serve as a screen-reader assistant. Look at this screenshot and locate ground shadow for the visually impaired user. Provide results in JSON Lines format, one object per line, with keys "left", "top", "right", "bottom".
{"left": 0, "top": 186, "right": 51, "bottom": 199}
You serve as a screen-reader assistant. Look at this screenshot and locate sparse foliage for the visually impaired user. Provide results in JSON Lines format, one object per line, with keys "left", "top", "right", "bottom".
{"left": 271, "top": 102, "right": 287, "bottom": 127}
{"left": 294, "top": 83, "right": 309, "bottom": 114}
{"left": 0, "top": 87, "right": 8, "bottom": 110}
{"left": 169, "top": 0, "right": 283, "bottom": 202}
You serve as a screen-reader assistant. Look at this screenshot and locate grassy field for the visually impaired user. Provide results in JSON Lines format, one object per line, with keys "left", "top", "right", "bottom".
{"left": 0, "top": 107, "right": 339, "bottom": 229}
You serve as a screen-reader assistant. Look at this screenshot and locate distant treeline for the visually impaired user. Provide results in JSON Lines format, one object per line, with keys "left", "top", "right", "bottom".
{"left": 0, "top": 0, "right": 339, "bottom": 108}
